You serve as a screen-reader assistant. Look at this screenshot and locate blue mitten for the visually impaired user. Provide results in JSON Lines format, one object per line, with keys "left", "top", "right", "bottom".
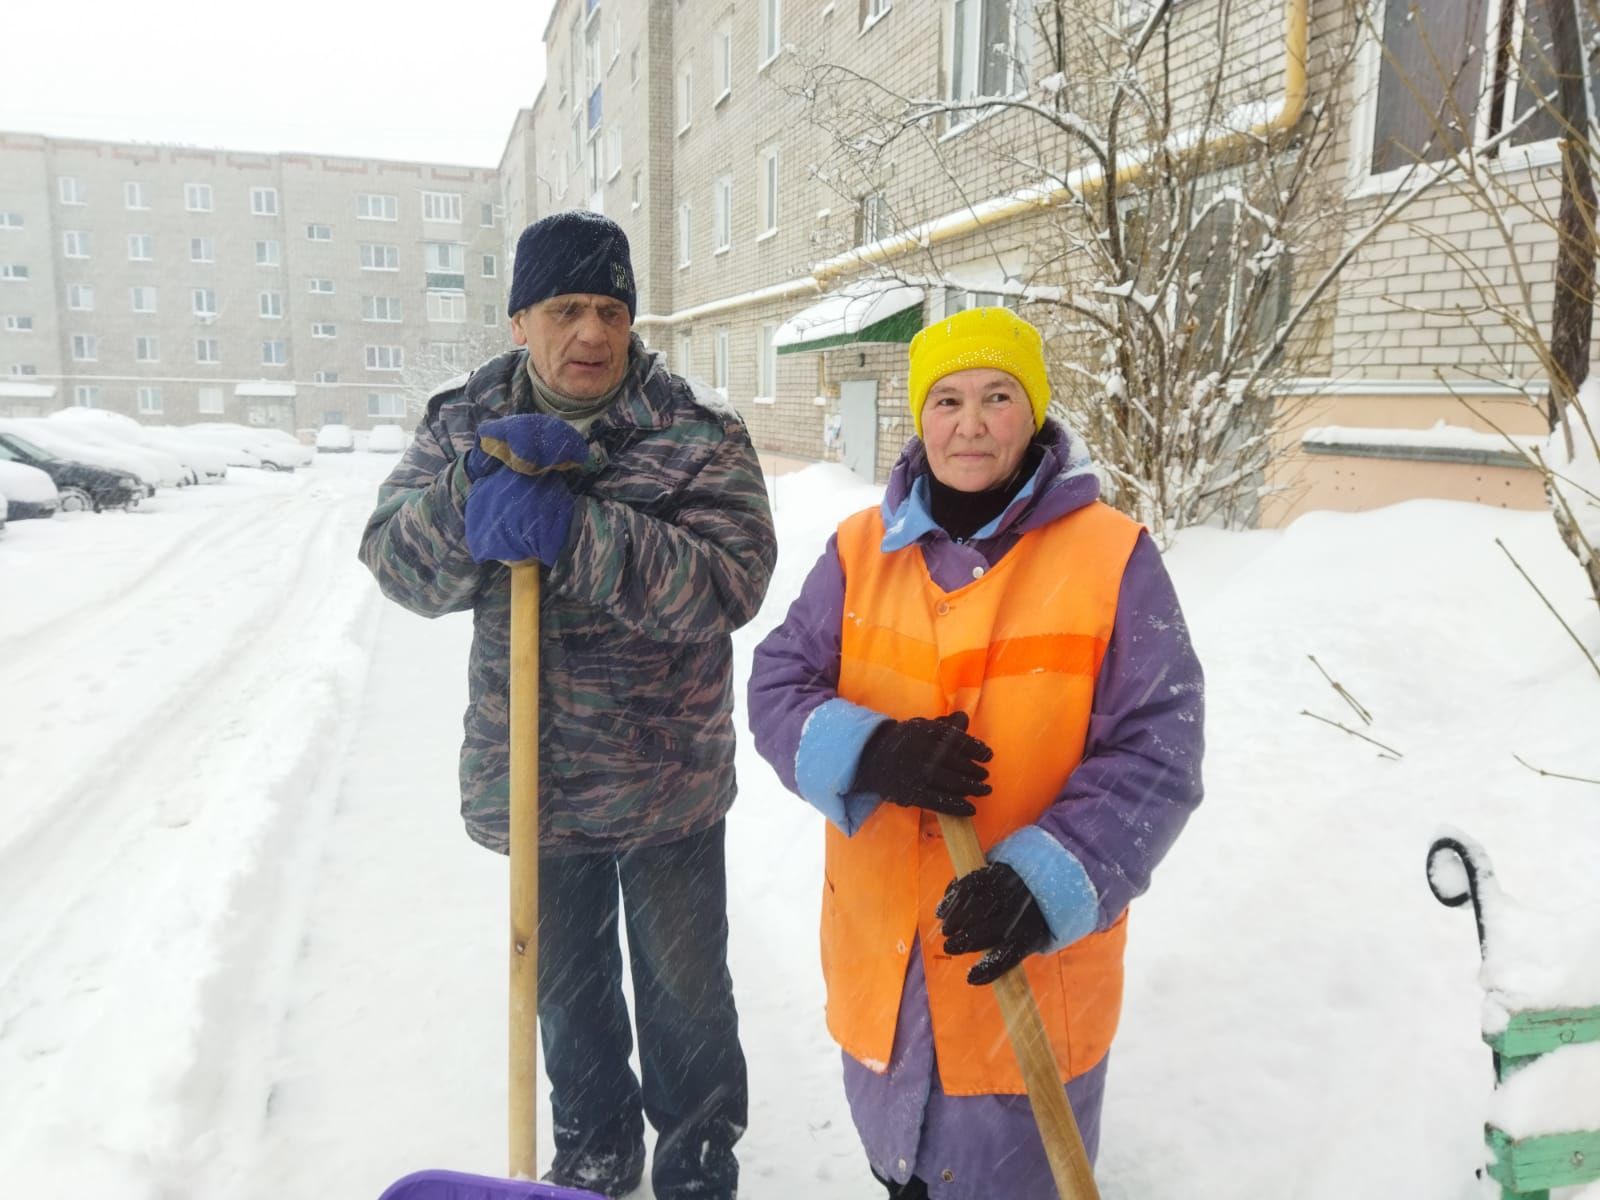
{"left": 465, "top": 468, "right": 576, "bottom": 566}
{"left": 465, "top": 413, "right": 589, "bottom": 481}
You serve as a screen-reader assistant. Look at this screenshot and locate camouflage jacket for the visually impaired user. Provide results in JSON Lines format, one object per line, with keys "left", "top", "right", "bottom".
{"left": 358, "top": 340, "right": 777, "bottom": 855}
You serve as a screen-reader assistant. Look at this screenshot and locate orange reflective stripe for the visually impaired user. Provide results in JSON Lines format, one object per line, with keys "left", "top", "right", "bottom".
{"left": 841, "top": 621, "right": 939, "bottom": 685}
{"left": 936, "top": 633, "right": 1107, "bottom": 695}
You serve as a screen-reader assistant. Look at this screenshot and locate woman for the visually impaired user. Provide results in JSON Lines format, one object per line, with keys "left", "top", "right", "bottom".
{"left": 747, "top": 307, "right": 1205, "bottom": 1198}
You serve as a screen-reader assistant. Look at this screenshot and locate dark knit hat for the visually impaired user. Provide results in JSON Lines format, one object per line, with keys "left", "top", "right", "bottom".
{"left": 506, "top": 210, "right": 637, "bottom": 319}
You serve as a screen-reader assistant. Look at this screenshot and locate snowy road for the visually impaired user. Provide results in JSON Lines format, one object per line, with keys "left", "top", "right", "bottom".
{"left": 3, "top": 456, "right": 1598, "bottom": 1200}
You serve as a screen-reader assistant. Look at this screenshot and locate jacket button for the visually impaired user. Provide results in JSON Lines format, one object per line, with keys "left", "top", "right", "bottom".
{"left": 895, "top": 939, "right": 907, "bottom": 954}
{"left": 971, "top": 565, "right": 985, "bottom": 579}
{"left": 897, "top": 1158, "right": 908, "bottom": 1174}
{"left": 942, "top": 1169, "right": 955, "bottom": 1182}
{"left": 936, "top": 601, "right": 950, "bottom": 616}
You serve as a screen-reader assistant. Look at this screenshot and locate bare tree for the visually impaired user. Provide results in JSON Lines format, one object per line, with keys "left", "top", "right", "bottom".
{"left": 398, "top": 321, "right": 515, "bottom": 419}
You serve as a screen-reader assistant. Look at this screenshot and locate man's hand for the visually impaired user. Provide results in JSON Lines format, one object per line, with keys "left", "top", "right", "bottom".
{"left": 936, "top": 862, "right": 1052, "bottom": 986}
{"left": 466, "top": 413, "right": 588, "bottom": 481}
{"left": 463, "top": 414, "right": 589, "bottom": 566}
{"left": 851, "top": 711, "right": 993, "bottom": 817}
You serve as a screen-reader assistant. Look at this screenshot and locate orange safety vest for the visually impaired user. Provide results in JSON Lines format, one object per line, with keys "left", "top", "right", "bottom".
{"left": 823, "top": 498, "right": 1142, "bottom": 1095}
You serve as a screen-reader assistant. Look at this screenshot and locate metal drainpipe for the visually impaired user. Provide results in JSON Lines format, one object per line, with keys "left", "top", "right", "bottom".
{"left": 811, "top": 0, "right": 1310, "bottom": 288}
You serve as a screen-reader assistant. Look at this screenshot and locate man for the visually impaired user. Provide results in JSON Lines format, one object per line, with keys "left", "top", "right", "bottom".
{"left": 359, "top": 210, "right": 776, "bottom": 1200}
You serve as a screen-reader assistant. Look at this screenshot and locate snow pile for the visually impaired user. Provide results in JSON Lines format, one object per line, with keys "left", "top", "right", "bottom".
{"left": 0, "top": 459, "right": 59, "bottom": 504}
{"left": 1304, "top": 420, "right": 1542, "bottom": 458}
{"left": 1489, "top": 1041, "right": 1600, "bottom": 1140}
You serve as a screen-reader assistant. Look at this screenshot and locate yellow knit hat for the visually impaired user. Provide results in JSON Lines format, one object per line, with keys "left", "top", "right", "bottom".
{"left": 907, "top": 307, "right": 1051, "bottom": 438}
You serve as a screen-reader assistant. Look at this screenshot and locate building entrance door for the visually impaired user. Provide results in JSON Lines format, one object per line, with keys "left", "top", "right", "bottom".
{"left": 839, "top": 379, "right": 878, "bottom": 483}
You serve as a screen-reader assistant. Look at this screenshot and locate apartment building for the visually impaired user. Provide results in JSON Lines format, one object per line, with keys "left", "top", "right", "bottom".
{"left": 0, "top": 132, "right": 506, "bottom": 431}
{"left": 510, "top": 0, "right": 1587, "bottom": 526}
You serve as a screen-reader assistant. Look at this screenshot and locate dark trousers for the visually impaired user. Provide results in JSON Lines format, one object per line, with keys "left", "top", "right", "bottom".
{"left": 537, "top": 819, "right": 747, "bottom": 1200}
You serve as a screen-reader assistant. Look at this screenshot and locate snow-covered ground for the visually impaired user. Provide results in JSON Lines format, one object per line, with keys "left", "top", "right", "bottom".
{"left": 2, "top": 455, "right": 1597, "bottom": 1199}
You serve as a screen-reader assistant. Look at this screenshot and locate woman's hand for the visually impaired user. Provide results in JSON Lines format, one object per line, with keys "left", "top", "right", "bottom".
{"left": 936, "top": 863, "right": 1051, "bottom": 985}
{"left": 851, "top": 711, "right": 993, "bottom": 817}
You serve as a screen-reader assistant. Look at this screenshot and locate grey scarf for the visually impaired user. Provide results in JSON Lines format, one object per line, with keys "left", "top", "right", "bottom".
{"left": 525, "top": 354, "right": 631, "bottom": 433}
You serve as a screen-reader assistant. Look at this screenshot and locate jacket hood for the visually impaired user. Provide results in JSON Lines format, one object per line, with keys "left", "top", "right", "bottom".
{"left": 878, "top": 418, "right": 1101, "bottom": 551}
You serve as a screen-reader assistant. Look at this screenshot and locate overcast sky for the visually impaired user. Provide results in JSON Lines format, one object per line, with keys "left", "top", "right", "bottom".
{"left": 4, "top": 0, "right": 557, "bottom": 167}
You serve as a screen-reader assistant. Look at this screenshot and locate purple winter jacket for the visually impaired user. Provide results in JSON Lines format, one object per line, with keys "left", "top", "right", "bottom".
{"left": 746, "top": 422, "right": 1205, "bottom": 1198}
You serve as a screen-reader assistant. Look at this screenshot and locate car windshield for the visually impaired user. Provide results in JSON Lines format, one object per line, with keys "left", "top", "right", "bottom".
{"left": 0, "top": 434, "right": 59, "bottom": 462}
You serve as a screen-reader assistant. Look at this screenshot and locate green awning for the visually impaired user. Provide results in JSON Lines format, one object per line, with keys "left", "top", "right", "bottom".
{"left": 774, "top": 282, "right": 925, "bottom": 355}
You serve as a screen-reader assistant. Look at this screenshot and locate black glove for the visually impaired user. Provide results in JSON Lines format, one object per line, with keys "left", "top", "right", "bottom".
{"left": 936, "top": 862, "right": 1052, "bottom": 986}
{"left": 851, "top": 712, "right": 993, "bottom": 817}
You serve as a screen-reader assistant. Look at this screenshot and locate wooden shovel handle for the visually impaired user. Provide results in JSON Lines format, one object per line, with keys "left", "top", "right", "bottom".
{"left": 935, "top": 812, "right": 1101, "bottom": 1200}
{"left": 508, "top": 566, "right": 541, "bottom": 1179}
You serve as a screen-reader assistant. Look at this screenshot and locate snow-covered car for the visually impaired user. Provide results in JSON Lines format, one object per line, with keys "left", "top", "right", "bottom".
{"left": 0, "top": 492, "right": 8, "bottom": 536}
{"left": 315, "top": 423, "right": 356, "bottom": 453}
{"left": 0, "top": 429, "right": 144, "bottom": 511}
{"left": 181, "top": 423, "right": 313, "bottom": 471}
{"left": 0, "top": 419, "right": 163, "bottom": 496}
{"left": 139, "top": 429, "right": 230, "bottom": 483}
{"left": 366, "top": 424, "right": 407, "bottom": 453}
{"left": 44, "top": 410, "right": 188, "bottom": 489}
{"left": 0, "top": 459, "right": 61, "bottom": 519}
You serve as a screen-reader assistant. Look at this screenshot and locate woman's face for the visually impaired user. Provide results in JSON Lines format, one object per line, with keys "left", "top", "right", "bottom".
{"left": 920, "top": 367, "right": 1036, "bottom": 493}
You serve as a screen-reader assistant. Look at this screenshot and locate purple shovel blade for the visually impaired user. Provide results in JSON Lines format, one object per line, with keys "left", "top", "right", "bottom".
{"left": 377, "top": 1169, "right": 604, "bottom": 1200}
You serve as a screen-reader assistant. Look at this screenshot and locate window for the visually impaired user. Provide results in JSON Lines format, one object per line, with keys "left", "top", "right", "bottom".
{"left": 759, "top": 0, "right": 782, "bottom": 65}
{"left": 9, "top": 364, "right": 38, "bottom": 376}
{"left": 631, "top": 169, "right": 643, "bottom": 209}
{"left": 714, "top": 176, "right": 733, "bottom": 252}
{"left": 128, "top": 234, "right": 154, "bottom": 261}
{"left": 190, "top": 237, "right": 215, "bottom": 263}
{"left": 197, "top": 386, "right": 224, "bottom": 414}
{"left": 360, "top": 243, "right": 400, "bottom": 271}
{"left": 758, "top": 146, "right": 780, "bottom": 236}
{"left": 678, "top": 62, "right": 694, "bottom": 133}
{"left": 863, "top": 0, "right": 892, "bottom": 26}
{"left": 68, "top": 284, "right": 94, "bottom": 310}
{"left": 58, "top": 177, "right": 85, "bottom": 205}
{"left": 607, "top": 126, "right": 622, "bottom": 178}
{"left": 679, "top": 201, "right": 693, "bottom": 267}
{"left": 137, "top": 386, "right": 162, "bottom": 414}
{"left": 1368, "top": 0, "right": 1600, "bottom": 175}
{"left": 308, "top": 277, "right": 335, "bottom": 294}
{"left": 313, "top": 370, "right": 339, "bottom": 384}
{"left": 363, "top": 295, "right": 402, "bottom": 322}
{"left": 185, "top": 182, "right": 213, "bottom": 212}
{"left": 427, "top": 291, "right": 466, "bottom": 322}
{"left": 72, "top": 333, "right": 97, "bottom": 361}
{"left": 757, "top": 323, "right": 777, "bottom": 397}
{"left": 943, "top": 285, "right": 1018, "bottom": 316}
{"left": 4, "top": 315, "right": 33, "bottom": 333}
{"left": 255, "top": 239, "right": 280, "bottom": 266}
{"left": 484, "top": 304, "right": 498, "bottom": 326}
{"left": 262, "top": 339, "right": 287, "bottom": 365}
{"left": 135, "top": 335, "right": 160, "bottom": 362}
{"left": 0, "top": 212, "right": 22, "bottom": 227}
{"left": 716, "top": 24, "right": 733, "bottom": 101}
{"left": 427, "top": 341, "right": 466, "bottom": 370}
{"left": 260, "top": 291, "right": 284, "bottom": 318}
{"left": 193, "top": 288, "right": 217, "bottom": 317}
{"left": 251, "top": 187, "right": 279, "bottom": 216}
{"left": 312, "top": 322, "right": 337, "bottom": 338}
{"left": 124, "top": 181, "right": 148, "bottom": 210}
{"left": 858, "top": 192, "right": 889, "bottom": 244}
{"left": 424, "top": 242, "right": 465, "bottom": 272}
{"left": 368, "top": 392, "right": 407, "bottom": 417}
{"left": 130, "top": 286, "right": 157, "bottom": 313}
{"left": 306, "top": 223, "right": 333, "bottom": 241}
{"left": 949, "top": 0, "right": 1033, "bottom": 127}
{"left": 631, "top": 46, "right": 640, "bottom": 84}
{"left": 195, "top": 337, "right": 221, "bottom": 363}
{"left": 677, "top": 330, "right": 694, "bottom": 375}
{"left": 366, "top": 344, "right": 404, "bottom": 371}
{"left": 713, "top": 327, "right": 730, "bottom": 395}
{"left": 73, "top": 385, "right": 100, "bottom": 407}
{"left": 422, "top": 191, "right": 462, "bottom": 223}
{"left": 586, "top": 18, "right": 603, "bottom": 99}
{"left": 63, "top": 230, "right": 91, "bottom": 258}
{"left": 482, "top": 253, "right": 498, "bottom": 277}
{"left": 481, "top": 201, "right": 496, "bottom": 227}
{"left": 0, "top": 265, "right": 29, "bottom": 281}
{"left": 357, "top": 192, "right": 398, "bottom": 221}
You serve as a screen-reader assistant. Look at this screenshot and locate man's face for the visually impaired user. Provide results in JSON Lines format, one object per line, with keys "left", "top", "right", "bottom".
{"left": 511, "top": 293, "right": 633, "bottom": 399}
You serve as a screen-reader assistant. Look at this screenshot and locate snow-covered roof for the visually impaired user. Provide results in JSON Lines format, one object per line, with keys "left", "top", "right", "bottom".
{"left": 234, "top": 381, "right": 297, "bottom": 398}
{"left": 773, "top": 281, "right": 925, "bottom": 354}
{"left": 0, "top": 382, "right": 57, "bottom": 400}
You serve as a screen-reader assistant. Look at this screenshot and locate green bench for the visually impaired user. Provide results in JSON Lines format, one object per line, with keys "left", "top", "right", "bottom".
{"left": 1427, "top": 836, "right": 1600, "bottom": 1200}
